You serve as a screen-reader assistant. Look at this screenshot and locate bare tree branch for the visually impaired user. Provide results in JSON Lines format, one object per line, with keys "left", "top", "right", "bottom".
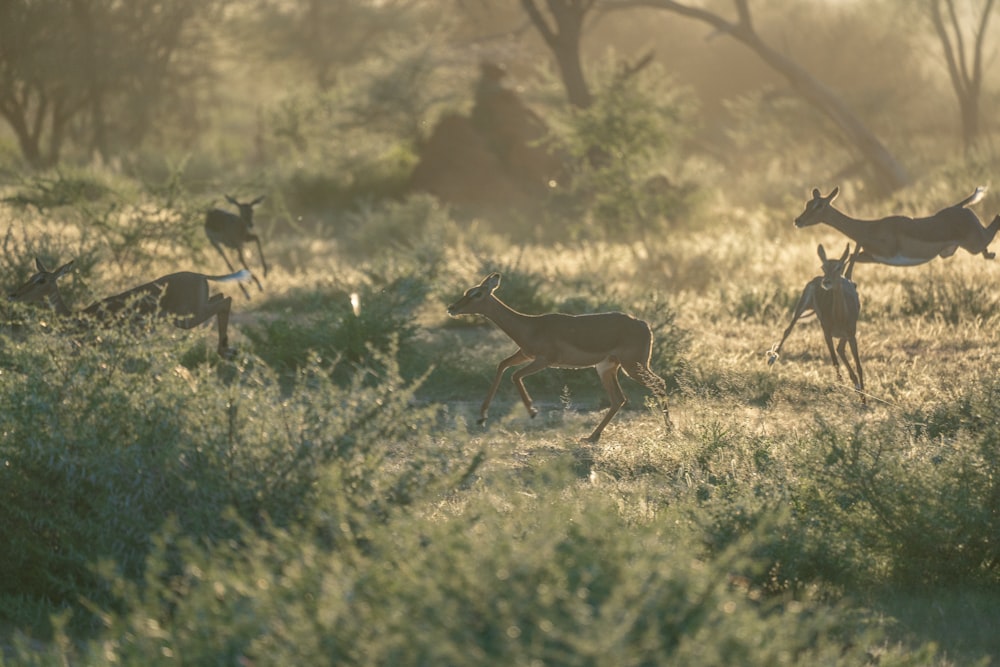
{"left": 607, "top": 0, "right": 909, "bottom": 193}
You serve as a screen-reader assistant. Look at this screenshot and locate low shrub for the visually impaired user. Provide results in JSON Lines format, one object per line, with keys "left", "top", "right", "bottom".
{"left": 0, "top": 325, "right": 476, "bottom": 635}
{"left": 21, "top": 483, "right": 907, "bottom": 666}
{"left": 244, "top": 273, "right": 429, "bottom": 378}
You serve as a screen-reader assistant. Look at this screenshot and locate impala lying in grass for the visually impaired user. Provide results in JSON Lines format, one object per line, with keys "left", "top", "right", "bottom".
{"left": 769, "top": 244, "right": 865, "bottom": 404}
{"left": 795, "top": 186, "right": 1000, "bottom": 265}
{"left": 447, "top": 272, "right": 672, "bottom": 442}
{"left": 8, "top": 258, "right": 251, "bottom": 357}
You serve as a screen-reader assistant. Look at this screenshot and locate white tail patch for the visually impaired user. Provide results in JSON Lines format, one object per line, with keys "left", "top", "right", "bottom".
{"left": 967, "top": 186, "right": 987, "bottom": 207}
{"left": 219, "top": 269, "right": 252, "bottom": 283}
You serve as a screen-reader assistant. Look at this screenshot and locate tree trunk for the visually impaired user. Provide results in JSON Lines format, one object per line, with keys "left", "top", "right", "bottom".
{"left": 521, "top": 0, "right": 594, "bottom": 109}
{"left": 929, "top": 0, "right": 995, "bottom": 156}
{"left": 611, "top": 0, "right": 910, "bottom": 193}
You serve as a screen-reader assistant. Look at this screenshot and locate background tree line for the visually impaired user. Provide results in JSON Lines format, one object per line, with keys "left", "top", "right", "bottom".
{"left": 0, "top": 0, "right": 997, "bottom": 200}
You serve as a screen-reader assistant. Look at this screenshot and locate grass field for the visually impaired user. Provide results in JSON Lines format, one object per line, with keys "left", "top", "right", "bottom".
{"left": 1, "top": 171, "right": 999, "bottom": 665}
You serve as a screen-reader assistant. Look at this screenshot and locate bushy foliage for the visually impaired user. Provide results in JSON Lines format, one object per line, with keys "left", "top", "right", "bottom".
{"left": 244, "top": 273, "right": 429, "bottom": 378}
{"left": 13, "top": 481, "right": 915, "bottom": 666}
{"left": 548, "top": 58, "right": 700, "bottom": 246}
{"left": 0, "top": 326, "right": 476, "bottom": 633}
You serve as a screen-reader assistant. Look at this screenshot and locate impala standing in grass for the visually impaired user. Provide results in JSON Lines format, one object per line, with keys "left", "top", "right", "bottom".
{"left": 205, "top": 194, "right": 269, "bottom": 298}
{"left": 796, "top": 186, "right": 1000, "bottom": 265}
{"left": 769, "top": 244, "right": 865, "bottom": 404}
{"left": 447, "top": 272, "right": 673, "bottom": 442}
{"left": 8, "top": 258, "right": 251, "bottom": 357}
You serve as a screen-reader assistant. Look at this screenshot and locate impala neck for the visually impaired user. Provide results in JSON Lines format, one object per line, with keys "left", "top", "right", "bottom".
{"left": 47, "top": 289, "right": 73, "bottom": 317}
{"left": 819, "top": 207, "right": 869, "bottom": 237}
{"left": 478, "top": 295, "right": 537, "bottom": 345}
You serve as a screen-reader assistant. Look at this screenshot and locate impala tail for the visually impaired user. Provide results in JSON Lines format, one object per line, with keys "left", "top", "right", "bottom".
{"left": 212, "top": 269, "right": 253, "bottom": 283}
{"left": 955, "top": 186, "right": 986, "bottom": 208}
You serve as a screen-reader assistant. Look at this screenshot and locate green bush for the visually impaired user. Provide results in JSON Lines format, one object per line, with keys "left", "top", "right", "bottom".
{"left": 0, "top": 325, "right": 476, "bottom": 635}
{"left": 548, "top": 57, "right": 700, "bottom": 247}
{"left": 18, "top": 482, "right": 911, "bottom": 666}
{"left": 811, "top": 411, "right": 1000, "bottom": 587}
{"left": 244, "top": 273, "right": 428, "bottom": 377}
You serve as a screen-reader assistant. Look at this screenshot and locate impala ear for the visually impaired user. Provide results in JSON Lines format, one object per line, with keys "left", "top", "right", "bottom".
{"left": 225, "top": 194, "right": 238, "bottom": 205}
{"left": 839, "top": 244, "right": 850, "bottom": 263}
{"left": 34, "top": 257, "right": 49, "bottom": 273}
{"left": 817, "top": 244, "right": 828, "bottom": 262}
{"left": 483, "top": 272, "right": 501, "bottom": 291}
{"left": 250, "top": 195, "right": 265, "bottom": 206}
{"left": 828, "top": 186, "right": 840, "bottom": 202}
{"left": 811, "top": 188, "right": 821, "bottom": 199}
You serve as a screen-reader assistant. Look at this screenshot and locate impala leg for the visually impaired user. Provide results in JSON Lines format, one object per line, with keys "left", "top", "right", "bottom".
{"left": 235, "top": 245, "right": 265, "bottom": 291}
{"left": 622, "top": 362, "right": 673, "bottom": 433}
{"left": 251, "top": 234, "right": 269, "bottom": 276}
{"left": 823, "top": 333, "right": 843, "bottom": 381}
{"left": 769, "top": 286, "right": 814, "bottom": 364}
{"left": 984, "top": 216, "right": 1000, "bottom": 259}
{"left": 841, "top": 337, "right": 866, "bottom": 405}
{"left": 586, "top": 359, "right": 626, "bottom": 443}
{"left": 478, "top": 350, "right": 531, "bottom": 426}
{"left": 211, "top": 241, "right": 252, "bottom": 300}
{"left": 510, "top": 357, "right": 552, "bottom": 420}
{"left": 836, "top": 338, "right": 860, "bottom": 391}
{"left": 173, "top": 293, "right": 233, "bottom": 357}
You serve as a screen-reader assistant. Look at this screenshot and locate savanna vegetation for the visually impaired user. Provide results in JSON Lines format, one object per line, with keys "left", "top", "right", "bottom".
{"left": 2, "top": 0, "right": 1000, "bottom": 664}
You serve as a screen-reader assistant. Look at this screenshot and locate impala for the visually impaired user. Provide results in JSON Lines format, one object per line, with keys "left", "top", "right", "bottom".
{"left": 447, "top": 272, "right": 672, "bottom": 442}
{"left": 768, "top": 244, "right": 865, "bottom": 404}
{"left": 795, "top": 186, "right": 1000, "bottom": 266}
{"left": 8, "top": 258, "right": 251, "bottom": 357}
{"left": 205, "top": 194, "right": 268, "bottom": 298}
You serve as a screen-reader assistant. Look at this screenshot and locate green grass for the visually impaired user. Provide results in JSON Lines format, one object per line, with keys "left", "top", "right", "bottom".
{"left": 2, "top": 176, "right": 1000, "bottom": 665}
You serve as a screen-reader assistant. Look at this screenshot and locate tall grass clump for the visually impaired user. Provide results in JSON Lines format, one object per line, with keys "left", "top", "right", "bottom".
{"left": 0, "top": 322, "right": 478, "bottom": 636}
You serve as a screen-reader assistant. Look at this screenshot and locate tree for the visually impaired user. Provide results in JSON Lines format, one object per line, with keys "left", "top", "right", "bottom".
{"left": 610, "top": 0, "right": 910, "bottom": 193}
{"left": 928, "top": 0, "right": 996, "bottom": 155}
{"left": 0, "top": 0, "right": 88, "bottom": 167}
{"left": 0, "top": 0, "right": 219, "bottom": 168}
{"left": 520, "top": 0, "right": 596, "bottom": 109}
{"left": 245, "top": 0, "right": 420, "bottom": 92}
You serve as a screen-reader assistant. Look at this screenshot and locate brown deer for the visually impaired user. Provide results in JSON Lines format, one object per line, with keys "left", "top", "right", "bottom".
{"left": 768, "top": 244, "right": 865, "bottom": 404}
{"left": 205, "top": 194, "right": 268, "bottom": 298}
{"left": 447, "top": 272, "right": 672, "bottom": 442}
{"left": 8, "top": 258, "right": 251, "bottom": 357}
{"left": 795, "top": 186, "right": 1000, "bottom": 266}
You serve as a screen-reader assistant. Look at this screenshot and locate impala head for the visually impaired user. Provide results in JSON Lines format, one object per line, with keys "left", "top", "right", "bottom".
{"left": 795, "top": 187, "right": 840, "bottom": 228}
{"left": 447, "top": 272, "right": 501, "bottom": 317}
{"left": 8, "top": 258, "right": 75, "bottom": 304}
{"left": 225, "top": 194, "right": 265, "bottom": 227}
{"left": 818, "top": 243, "right": 851, "bottom": 290}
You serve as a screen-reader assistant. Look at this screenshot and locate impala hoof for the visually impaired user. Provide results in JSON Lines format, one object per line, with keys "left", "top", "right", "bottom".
{"left": 476, "top": 417, "right": 488, "bottom": 427}
{"left": 767, "top": 353, "right": 778, "bottom": 366}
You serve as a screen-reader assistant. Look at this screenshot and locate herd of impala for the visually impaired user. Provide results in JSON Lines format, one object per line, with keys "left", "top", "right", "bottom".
{"left": 8, "top": 188, "right": 1000, "bottom": 441}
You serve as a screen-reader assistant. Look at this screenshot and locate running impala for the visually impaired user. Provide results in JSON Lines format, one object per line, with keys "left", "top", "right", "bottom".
{"left": 205, "top": 194, "right": 268, "bottom": 298}
{"left": 8, "top": 258, "right": 250, "bottom": 357}
{"left": 795, "top": 186, "right": 1000, "bottom": 266}
{"left": 447, "top": 272, "right": 672, "bottom": 442}
{"left": 768, "top": 244, "right": 865, "bottom": 404}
